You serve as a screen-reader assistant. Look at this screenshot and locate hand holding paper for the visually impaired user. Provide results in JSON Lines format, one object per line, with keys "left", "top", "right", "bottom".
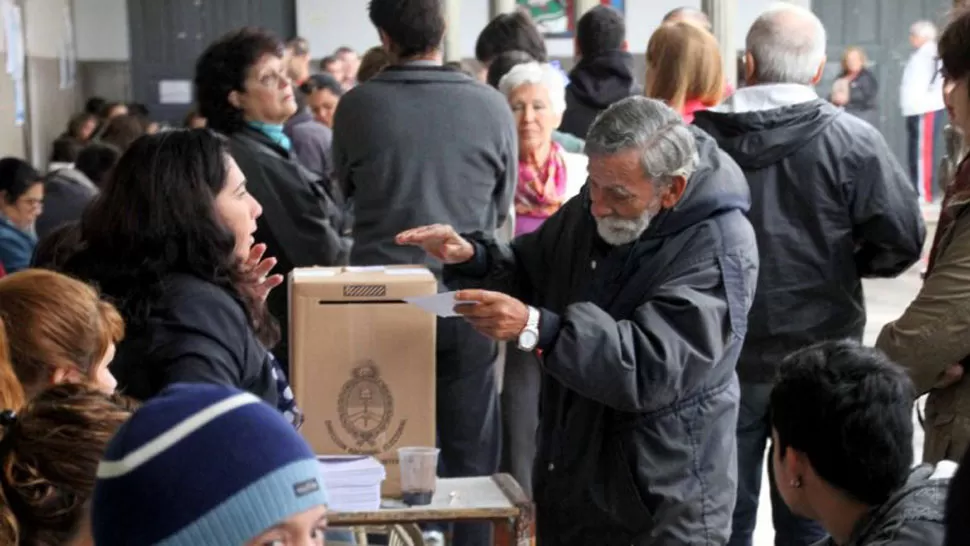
{"left": 404, "top": 290, "right": 530, "bottom": 342}
{"left": 453, "top": 289, "right": 530, "bottom": 342}
{"left": 404, "top": 291, "right": 476, "bottom": 318}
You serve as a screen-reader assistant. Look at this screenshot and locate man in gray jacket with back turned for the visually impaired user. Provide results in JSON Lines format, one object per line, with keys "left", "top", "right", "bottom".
{"left": 331, "top": 2, "right": 516, "bottom": 546}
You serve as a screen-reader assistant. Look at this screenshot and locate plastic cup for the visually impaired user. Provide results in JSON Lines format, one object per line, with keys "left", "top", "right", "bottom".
{"left": 398, "top": 446, "right": 440, "bottom": 506}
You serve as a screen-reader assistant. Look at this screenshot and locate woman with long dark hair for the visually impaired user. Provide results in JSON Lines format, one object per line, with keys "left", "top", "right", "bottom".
{"left": 59, "top": 129, "right": 301, "bottom": 425}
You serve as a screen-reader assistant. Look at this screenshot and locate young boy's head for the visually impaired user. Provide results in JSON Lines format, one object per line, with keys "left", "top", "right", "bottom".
{"left": 92, "top": 383, "right": 329, "bottom": 546}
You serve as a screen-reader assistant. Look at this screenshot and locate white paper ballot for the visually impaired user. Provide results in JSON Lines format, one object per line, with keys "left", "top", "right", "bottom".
{"left": 404, "top": 291, "right": 475, "bottom": 318}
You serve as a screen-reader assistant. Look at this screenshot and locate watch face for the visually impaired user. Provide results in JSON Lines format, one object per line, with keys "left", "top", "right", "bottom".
{"left": 519, "top": 330, "right": 539, "bottom": 350}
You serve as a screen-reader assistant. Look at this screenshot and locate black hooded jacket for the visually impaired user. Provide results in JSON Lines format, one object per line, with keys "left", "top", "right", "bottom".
{"left": 560, "top": 50, "right": 640, "bottom": 139}
{"left": 447, "top": 128, "right": 758, "bottom": 545}
{"left": 694, "top": 99, "right": 925, "bottom": 382}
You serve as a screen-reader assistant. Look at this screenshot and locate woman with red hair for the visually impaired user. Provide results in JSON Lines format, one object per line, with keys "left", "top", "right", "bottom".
{"left": 645, "top": 21, "right": 725, "bottom": 123}
{"left": 0, "top": 269, "right": 122, "bottom": 405}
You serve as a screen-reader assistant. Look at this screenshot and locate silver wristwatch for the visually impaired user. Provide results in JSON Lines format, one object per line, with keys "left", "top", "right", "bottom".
{"left": 517, "top": 306, "right": 541, "bottom": 351}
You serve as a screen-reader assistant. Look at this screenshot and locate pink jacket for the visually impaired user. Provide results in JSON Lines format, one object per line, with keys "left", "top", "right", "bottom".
{"left": 682, "top": 99, "right": 710, "bottom": 124}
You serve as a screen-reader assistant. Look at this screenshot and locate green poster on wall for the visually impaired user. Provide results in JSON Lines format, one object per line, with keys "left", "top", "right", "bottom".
{"left": 517, "top": 0, "right": 570, "bottom": 36}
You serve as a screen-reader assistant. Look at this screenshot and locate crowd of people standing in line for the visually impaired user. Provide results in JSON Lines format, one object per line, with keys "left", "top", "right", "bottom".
{"left": 0, "top": 1, "right": 969, "bottom": 545}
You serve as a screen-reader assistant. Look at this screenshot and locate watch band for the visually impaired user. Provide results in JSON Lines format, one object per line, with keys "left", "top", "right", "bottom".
{"left": 526, "top": 306, "right": 540, "bottom": 330}
{"left": 518, "top": 306, "right": 541, "bottom": 352}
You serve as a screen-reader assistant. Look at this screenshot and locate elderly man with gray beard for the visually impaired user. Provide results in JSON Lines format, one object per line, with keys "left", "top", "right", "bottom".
{"left": 397, "top": 96, "right": 758, "bottom": 545}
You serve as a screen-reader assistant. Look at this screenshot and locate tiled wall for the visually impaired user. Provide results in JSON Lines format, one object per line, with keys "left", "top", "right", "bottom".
{"left": 22, "top": 0, "right": 84, "bottom": 168}
{"left": 27, "top": 57, "right": 82, "bottom": 170}
{"left": 0, "top": 71, "right": 27, "bottom": 159}
{"left": 0, "top": 57, "right": 81, "bottom": 167}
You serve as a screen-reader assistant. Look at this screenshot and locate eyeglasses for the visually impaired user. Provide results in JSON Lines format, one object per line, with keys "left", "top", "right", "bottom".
{"left": 17, "top": 197, "right": 42, "bottom": 210}
{"left": 254, "top": 69, "right": 291, "bottom": 90}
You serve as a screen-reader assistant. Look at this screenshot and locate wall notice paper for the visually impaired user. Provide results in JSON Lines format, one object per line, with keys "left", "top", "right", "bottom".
{"left": 60, "top": 5, "right": 76, "bottom": 89}
{"left": 404, "top": 291, "right": 476, "bottom": 318}
{"left": 159, "top": 80, "right": 193, "bottom": 105}
{"left": 58, "top": 44, "right": 68, "bottom": 89}
{"left": 13, "top": 77, "right": 24, "bottom": 127}
{"left": 2, "top": 0, "right": 23, "bottom": 80}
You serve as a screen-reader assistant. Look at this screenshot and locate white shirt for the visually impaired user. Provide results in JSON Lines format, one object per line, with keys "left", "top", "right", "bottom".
{"left": 900, "top": 41, "right": 946, "bottom": 117}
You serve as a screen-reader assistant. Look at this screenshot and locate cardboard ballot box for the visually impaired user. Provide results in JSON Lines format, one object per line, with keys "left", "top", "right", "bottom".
{"left": 289, "top": 266, "right": 438, "bottom": 497}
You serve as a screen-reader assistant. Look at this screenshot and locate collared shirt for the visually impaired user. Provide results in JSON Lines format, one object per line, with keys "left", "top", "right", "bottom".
{"left": 710, "top": 83, "right": 818, "bottom": 114}
{"left": 900, "top": 41, "right": 946, "bottom": 116}
{"left": 398, "top": 59, "right": 441, "bottom": 68}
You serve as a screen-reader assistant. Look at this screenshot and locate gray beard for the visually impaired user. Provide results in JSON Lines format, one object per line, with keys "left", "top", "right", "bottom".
{"left": 595, "top": 208, "right": 657, "bottom": 246}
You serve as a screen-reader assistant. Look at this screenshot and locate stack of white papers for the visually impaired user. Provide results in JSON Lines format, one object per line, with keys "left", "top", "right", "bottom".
{"left": 318, "top": 455, "right": 386, "bottom": 512}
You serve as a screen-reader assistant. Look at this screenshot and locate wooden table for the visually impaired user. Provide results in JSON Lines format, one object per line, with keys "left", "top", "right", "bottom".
{"left": 329, "top": 473, "right": 534, "bottom": 546}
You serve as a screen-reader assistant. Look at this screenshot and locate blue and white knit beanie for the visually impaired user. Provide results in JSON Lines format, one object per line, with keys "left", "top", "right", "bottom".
{"left": 91, "top": 383, "right": 329, "bottom": 546}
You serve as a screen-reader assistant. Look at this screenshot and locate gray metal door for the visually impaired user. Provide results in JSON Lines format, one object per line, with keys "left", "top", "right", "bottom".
{"left": 128, "top": 0, "right": 296, "bottom": 124}
{"left": 814, "top": 0, "right": 950, "bottom": 196}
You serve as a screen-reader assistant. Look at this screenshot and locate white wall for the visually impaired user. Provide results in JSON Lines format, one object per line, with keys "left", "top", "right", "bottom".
{"left": 79, "top": 0, "right": 778, "bottom": 62}
{"left": 625, "top": 0, "right": 772, "bottom": 55}
{"left": 72, "top": 0, "right": 128, "bottom": 60}
{"left": 297, "top": 0, "right": 775, "bottom": 60}
{"left": 458, "top": 0, "right": 488, "bottom": 61}
{"left": 297, "top": 1, "right": 377, "bottom": 56}
{"left": 25, "top": 0, "right": 71, "bottom": 58}
{"left": 23, "top": 0, "right": 81, "bottom": 168}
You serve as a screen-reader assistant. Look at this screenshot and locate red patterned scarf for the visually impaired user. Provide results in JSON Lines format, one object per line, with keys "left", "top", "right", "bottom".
{"left": 516, "top": 142, "right": 567, "bottom": 219}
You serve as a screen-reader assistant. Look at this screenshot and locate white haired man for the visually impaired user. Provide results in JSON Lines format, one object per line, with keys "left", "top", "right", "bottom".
{"left": 902, "top": 21, "right": 947, "bottom": 202}
{"left": 398, "top": 96, "right": 758, "bottom": 545}
{"left": 662, "top": 6, "right": 712, "bottom": 32}
{"left": 693, "top": 5, "right": 925, "bottom": 546}
{"left": 334, "top": 46, "right": 360, "bottom": 90}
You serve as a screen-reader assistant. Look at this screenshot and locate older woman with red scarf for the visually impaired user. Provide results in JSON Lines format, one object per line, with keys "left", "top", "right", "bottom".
{"left": 497, "top": 61, "right": 587, "bottom": 497}
{"left": 501, "top": 62, "right": 587, "bottom": 237}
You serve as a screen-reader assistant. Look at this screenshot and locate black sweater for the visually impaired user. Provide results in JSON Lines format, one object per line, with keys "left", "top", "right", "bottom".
{"left": 109, "top": 274, "right": 279, "bottom": 406}
{"left": 332, "top": 65, "right": 516, "bottom": 281}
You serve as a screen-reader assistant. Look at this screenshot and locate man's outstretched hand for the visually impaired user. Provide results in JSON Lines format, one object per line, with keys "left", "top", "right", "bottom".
{"left": 396, "top": 224, "right": 475, "bottom": 264}
{"left": 398, "top": 228, "right": 528, "bottom": 341}
{"left": 454, "top": 289, "right": 529, "bottom": 342}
